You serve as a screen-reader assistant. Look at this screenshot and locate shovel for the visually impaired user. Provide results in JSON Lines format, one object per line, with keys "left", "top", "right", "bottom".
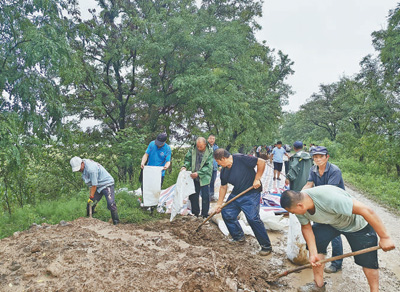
{"left": 87, "top": 199, "right": 97, "bottom": 218}
{"left": 267, "top": 245, "right": 381, "bottom": 282}
{"left": 195, "top": 186, "right": 254, "bottom": 232}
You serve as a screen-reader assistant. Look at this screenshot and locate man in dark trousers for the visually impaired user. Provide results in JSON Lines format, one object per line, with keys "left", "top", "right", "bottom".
{"left": 70, "top": 156, "right": 119, "bottom": 225}
{"left": 281, "top": 185, "right": 395, "bottom": 292}
{"left": 182, "top": 137, "right": 213, "bottom": 218}
{"left": 213, "top": 148, "right": 272, "bottom": 256}
{"left": 302, "top": 146, "right": 345, "bottom": 273}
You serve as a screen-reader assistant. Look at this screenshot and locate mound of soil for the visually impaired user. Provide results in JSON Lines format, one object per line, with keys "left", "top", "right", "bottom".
{"left": 1, "top": 186, "right": 400, "bottom": 292}
{"left": 0, "top": 216, "right": 292, "bottom": 292}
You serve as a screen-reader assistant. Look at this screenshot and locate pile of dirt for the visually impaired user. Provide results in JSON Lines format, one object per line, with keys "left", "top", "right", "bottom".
{"left": 1, "top": 194, "right": 400, "bottom": 292}
{"left": 0, "top": 217, "right": 291, "bottom": 292}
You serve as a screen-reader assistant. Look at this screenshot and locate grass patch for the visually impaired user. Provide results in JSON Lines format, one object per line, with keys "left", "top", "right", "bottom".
{"left": 0, "top": 189, "right": 166, "bottom": 239}
{"left": 332, "top": 158, "right": 400, "bottom": 212}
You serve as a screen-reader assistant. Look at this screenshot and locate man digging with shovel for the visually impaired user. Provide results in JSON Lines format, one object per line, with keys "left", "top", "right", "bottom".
{"left": 213, "top": 149, "right": 272, "bottom": 256}
{"left": 70, "top": 157, "right": 120, "bottom": 225}
{"left": 281, "top": 185, "right": 395, "bottom": 292}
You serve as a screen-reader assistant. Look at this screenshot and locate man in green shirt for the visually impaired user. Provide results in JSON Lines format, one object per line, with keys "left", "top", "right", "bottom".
{"left": 281, "top": 185, "right": 395, "bottom": 292}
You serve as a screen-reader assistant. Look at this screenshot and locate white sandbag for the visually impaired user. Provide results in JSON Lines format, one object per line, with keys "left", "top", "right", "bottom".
{"left": 170, "top": 171, "right": 195, "bottom": 221}
{"left": 286, "top": 213, "right": 309, "bottom": 265}
{"left": 142, "top": 166, "right": 163, "bottom": 207}
{"left": 212, "top": 213, "right": 255, "bottom": 237}
{"left": 259, "top": 209, "right": 288, "bottom": 231}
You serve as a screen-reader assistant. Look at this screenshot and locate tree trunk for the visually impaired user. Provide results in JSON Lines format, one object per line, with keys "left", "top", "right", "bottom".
{"left": 396, "top": 164, "right": 400, "bottom": 177}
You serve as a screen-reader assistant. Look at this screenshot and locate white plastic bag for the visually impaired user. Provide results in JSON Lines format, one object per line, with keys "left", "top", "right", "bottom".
{"left": 286, "top": 213, "right": 309, "bottom": 265}
{"left": 170, "top": 171, "right": 195, "bottom": 221}
{"left": 142, "top": 166, "right": 163, "bottom": 207}
{"left": 259, "top": 210, "right": 288, "bottom": 231}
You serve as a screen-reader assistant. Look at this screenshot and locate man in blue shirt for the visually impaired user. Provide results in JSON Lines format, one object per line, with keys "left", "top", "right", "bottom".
{"left": 302, "top": 146, "right": 345, "bottom": 273}
{"left": 70, "top": 157, "right": 119, "bottom": 225}
{"left": 213, "top": 148, "right": 272, "bottom": 256}
{"left": 270, "top": 141, "right": 289, "bottom": 181}
{"left": 140, "top": 133, "right": 171, "bottom": 189}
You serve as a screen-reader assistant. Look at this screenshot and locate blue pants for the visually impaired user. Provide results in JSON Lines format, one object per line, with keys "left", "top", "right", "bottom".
{"left": 221, "top": 192, "right": 271, "bottom": 248}
{"left": 189, "top": 180, "right": 210, "bottom": 218}
{"left": 313, "top": 223, "right": 343, "bottom": 268}
{"left": 93, "top": 185, "right": 117, "bottom": 211}
{"left": 209, "top": 170, "right": 217, "bottom": 199}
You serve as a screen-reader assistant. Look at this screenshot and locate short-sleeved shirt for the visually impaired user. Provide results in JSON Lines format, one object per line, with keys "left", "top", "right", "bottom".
{"left": 220, "top": 154, "right": 261, "bottom": 195}
{"left": 212, "top": 144, "right": 219, "bottom": 171}
{"left": 272, "top": 147, "right": 286, "bottom": 163}
{"left": 145, "top": 141, "right": 171, "bottom": 176}
{"left": 296, "top": 185, "right": 368, "bottom": 232}
{"left": 82, "top": 159, "right": 114, "bottom": 193}
{"left": 308, "top": 162, "right": 345, "bottom": 190}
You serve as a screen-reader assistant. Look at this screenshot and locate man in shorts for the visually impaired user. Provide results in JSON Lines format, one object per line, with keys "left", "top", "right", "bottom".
{"left": 270, "top": 141, "right": 289, "bottom": 181}
{"left": 281, "top": 185, "right": 395, "bottom": 292}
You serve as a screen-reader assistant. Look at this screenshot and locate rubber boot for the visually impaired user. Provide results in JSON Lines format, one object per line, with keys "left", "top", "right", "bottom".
{"left": 110, "top": 210, "right": 119, "bottom": 225}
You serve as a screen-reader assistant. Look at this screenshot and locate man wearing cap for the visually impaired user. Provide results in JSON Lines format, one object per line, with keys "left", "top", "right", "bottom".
{"left": 140, "top": 133, "right": 171, "bottom": 190}
{"left": 285, "top": 141, "right": 313, "bottom": 191}
{"left": 302, "top": 146, "right": 345, "bottom": 273}
{"left": 181, "top": 137, "right": 213, "bottom": 218}
{"left": 70, "top": 157, "right": 119, "bottom": 225}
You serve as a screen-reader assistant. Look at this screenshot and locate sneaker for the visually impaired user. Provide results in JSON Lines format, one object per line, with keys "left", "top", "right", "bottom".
{"left": 273, "top": 177, "right": 277, "bottom": 181}
{"left": 277, "top": 177, "right": 281, "bottom": 180}
{"left": 324, "top": 264, "right": 341, "bottom": 273}
{"left": 297, "top": 282, "right": 326, "bottom": 292}
{"left": 258, "top": 246, "right": 272, "bottom": 256}
{"left": 229, "top": 236, "right": 246, "bottom": 244}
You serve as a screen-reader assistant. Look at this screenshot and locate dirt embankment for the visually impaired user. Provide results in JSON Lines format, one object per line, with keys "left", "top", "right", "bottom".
{"left": 1, "top": 186, "right": 400, "bottom": 292}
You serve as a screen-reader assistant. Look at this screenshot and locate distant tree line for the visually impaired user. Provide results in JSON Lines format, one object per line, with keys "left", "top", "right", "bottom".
{"left": 281, "top": 4, "right": 400, "bottom": 178}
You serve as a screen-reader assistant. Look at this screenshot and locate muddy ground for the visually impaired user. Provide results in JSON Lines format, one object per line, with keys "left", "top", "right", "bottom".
{"left": 0, "top": 185, "right": 399, "bottom": 292}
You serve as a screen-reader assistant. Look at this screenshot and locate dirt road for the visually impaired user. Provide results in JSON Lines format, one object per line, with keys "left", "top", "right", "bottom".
{"left": 0, "top": 184, "right": 399, "bottom": 291}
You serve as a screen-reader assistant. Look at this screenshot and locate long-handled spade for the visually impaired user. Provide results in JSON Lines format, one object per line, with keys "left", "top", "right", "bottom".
{"left": 87, "top": 198, "right": 97, "bottom": 218}
{"left": 267, "top": 245, "right": 381, "bottom": 283}
{"left": 195, "top": 186, "right": 254, "bottom": 232}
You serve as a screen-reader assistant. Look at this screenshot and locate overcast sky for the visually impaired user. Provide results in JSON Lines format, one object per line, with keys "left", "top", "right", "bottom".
{"left": 78, "top": 0, "right": 399, "bottom": 113}
{"left": 257, "top": 0, "right": 399, "bottom": 111}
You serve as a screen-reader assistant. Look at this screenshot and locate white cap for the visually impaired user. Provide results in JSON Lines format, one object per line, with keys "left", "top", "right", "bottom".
{"left": 70, "top": 156, "right": 83, "bottom": 172}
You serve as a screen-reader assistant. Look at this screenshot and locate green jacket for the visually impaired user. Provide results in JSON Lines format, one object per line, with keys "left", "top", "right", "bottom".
{"left": 184, "top": 143, "right": 214, "bottom": 187}
{"left": 287, "top": 150, "right": 313, "bottom": 191}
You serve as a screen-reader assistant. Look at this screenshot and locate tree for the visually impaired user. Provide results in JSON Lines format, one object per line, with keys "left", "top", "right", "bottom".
{"left": 299, "top": 83, "right": 344, "bottom": 141}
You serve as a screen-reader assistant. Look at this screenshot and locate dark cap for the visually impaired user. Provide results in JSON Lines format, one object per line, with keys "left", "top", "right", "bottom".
{"left": 311, "top": 146, "right": 328, "bottom": 156}
{"left": 155, "top": 133, "right": 167, "bottom": 147}
{"left": 293, "top": 141, "right": 303, "bottom": 149}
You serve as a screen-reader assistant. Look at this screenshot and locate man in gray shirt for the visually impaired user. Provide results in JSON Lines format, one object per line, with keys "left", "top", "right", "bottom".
{"left": 281, "top": 185, "right": 395, "bottom": 292}
{"left": 70, "top": 157, "right": 119, "bottom": 225}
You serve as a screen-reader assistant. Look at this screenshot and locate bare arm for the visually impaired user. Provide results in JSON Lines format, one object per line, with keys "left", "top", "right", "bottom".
{"left": 89, "top": 186, "right": 97, "bottom": 199}
{"left": 302, "top": 181, "right": 314, "bottom": 190}
{"left": 163, "top": 161, "right": 171, "bottom": 170}
{"left": 254, "top": 158, "right": 265, "bottom": 188}
{"left": 352, "top": 199, "right": 395, "bottom": 251}
{"left": 301, "top": 223, "right": 323, "bottom": 266}
{"left": 215, "top": 184, "right": 228, "bottom": 213}
{"left": 141, "top": 153, "right": 149, "bottom": 169}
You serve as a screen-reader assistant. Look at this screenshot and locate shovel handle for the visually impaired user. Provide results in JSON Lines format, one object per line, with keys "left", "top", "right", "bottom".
{"left": 271, "top": 245, "right": 381, "bottom": 280}
{"left": 196, "top": 186, "right": 254, "bottom": 232}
